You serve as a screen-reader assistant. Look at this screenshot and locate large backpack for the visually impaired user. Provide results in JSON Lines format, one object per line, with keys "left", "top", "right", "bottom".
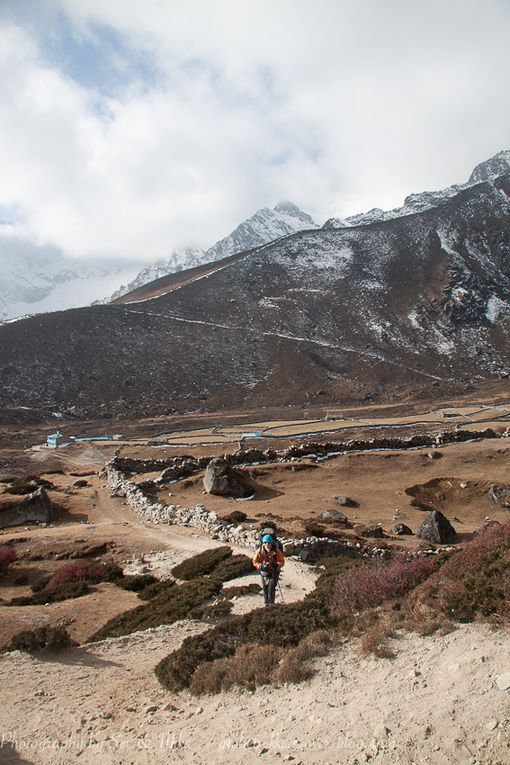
{"left": 258, "top": 525, "right": 283, "bottom": 554}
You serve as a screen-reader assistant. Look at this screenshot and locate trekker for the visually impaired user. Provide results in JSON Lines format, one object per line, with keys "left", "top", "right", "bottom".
{"left": 253, "top": 534, "right": 284, "bottom": 606}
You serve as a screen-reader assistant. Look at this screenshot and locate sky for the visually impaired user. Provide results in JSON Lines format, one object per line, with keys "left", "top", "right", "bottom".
{"left": 0, "top": 0, "right": 509, "bottom": 262}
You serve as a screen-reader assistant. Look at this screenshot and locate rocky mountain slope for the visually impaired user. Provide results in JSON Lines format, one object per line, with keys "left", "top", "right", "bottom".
{"left": 1, "top": 173, "right": 510, "bottom": 417}
{"left": 108, "top": 201, "right": 318, "bottom": 301}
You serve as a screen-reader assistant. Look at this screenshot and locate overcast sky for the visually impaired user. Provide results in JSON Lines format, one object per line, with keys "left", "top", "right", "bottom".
{"left": 0, "top": 0, "right": 509, "bottom": 262}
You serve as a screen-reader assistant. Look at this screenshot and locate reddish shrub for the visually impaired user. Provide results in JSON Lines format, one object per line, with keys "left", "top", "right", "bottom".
{"left": 409, "top": 520, "right": 510, "bottom": 622}
{"left": 331, "top": 554, "right": 436, "bottom": 624}
{"left": 46, "top": 560, "right": 108, "bottom": 589}
{"left": 0, "top": 545, "right": 17, "bottom": 574}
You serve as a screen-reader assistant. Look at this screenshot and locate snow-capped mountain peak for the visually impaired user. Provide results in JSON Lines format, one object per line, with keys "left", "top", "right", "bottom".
{"left": 469, "top": 150, "right": 510, "bottom": 183}
{"left": 108, "top": 202, "right": 319, "bottom": 302}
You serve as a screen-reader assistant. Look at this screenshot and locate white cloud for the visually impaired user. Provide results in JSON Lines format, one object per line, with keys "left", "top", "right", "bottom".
{"left": 0, "top": 0, "right": 509, "bottom": 261}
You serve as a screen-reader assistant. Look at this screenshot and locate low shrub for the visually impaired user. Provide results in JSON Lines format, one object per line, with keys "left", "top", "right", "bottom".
{"left": 88, "top": 577, "right": 223, "bottom": 641}
{"left": 4, "top": 626, "right": 75, "bottom": 653}
{"left": 331, "top": 554, "right": 436, "bottom": 626}
{"left": 189, "top": 599, "right": 233, "bottom": 621}
{"left": 189, "top": 643, "right": 282, "bottom": 694}
{"left": 223, "top": 583, "right": 261, "bottom": 598}
{"left": 7, "top": 477, "right": 54, "bottom": 495}
{"left": 187, "top": 629, "right": 334, "bottom": 695}
{"left": 302, "top": 520, "right": 328, "bottom": 537}
{"left": 46, "top": 560, "right": 118, "bottom": 590}
{"left": 7, "top": 581, "right": 90, "bottom": 606}
{"left": 31, "top": 574, "right": 52, "bottom": 593}
{"left": 137, "top": 580, "right": 176, "bottom": 600}
{"left": 407, "top": 521, "right": 510, "bottom": 623}
{"left": 359, "top": 621, "right": 395, "bottom": 659}
{"left": 224, "top": 510, "right": 248, "bottom": 523}
{"left": 155, "top": 589, "right": 333, "bottom": 692}
{"left": 114, "top": 574, "right": 158, "bottom": 592}
{"left": 0, "top": 545, "right": 17, "bottom": 574}
{"left": 210, "top": 554, "right": 254, "bottom": 582}
{"left": 171, "top": 547, "right": 232, "bottom": 580}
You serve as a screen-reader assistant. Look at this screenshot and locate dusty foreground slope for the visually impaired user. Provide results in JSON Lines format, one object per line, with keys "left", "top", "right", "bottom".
{"left": 1, "top": 620, "right": 509, "bottom": 765}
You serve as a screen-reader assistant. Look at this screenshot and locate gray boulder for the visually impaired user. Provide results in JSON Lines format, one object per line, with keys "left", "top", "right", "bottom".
{"left": 203, "top": 457, "right": 253, "bottom": 499}
{"left": 0, "top": 487, "right": 53, "bottom": 529}
{"left": 334, "top": 495, "right": 358, "bottom": 508}
{"left": 417, "top": 510, "right": 457, "bottom": 544}
{"left": 321, "top": 509, "right": 351, "bottom": 526}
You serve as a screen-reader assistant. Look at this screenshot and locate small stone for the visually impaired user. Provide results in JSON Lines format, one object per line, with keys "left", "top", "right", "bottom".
{"left": 373, "top": 724, "right": 390, "bottom": 740}
{"left": 495, "top": 672, "right": 510, "bottom": 691}
{"left": 486, "top": 719, "right": 499, "bottom": 731}
{"left": 146, "top": 705, "right": 159, "bottom": 714}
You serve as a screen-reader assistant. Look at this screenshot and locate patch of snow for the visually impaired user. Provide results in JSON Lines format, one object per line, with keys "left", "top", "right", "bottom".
{"left": 452, "top": 286, "right": 469, "bottom": 303}
{"left": 408, "top": 310, "right": 420, "bottom": 329}
{"left": 486, "top": 295, "right": 508, "bottom": 323}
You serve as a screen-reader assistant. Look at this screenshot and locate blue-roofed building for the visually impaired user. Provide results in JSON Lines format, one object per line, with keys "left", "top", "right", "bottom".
{"left": 47, "top": 433, "right": 68, "bottom": 448}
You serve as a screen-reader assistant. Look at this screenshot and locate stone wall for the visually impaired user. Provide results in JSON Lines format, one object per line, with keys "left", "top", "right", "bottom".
{"left": 106, "top": 464, "right": 409, "bottom": 563}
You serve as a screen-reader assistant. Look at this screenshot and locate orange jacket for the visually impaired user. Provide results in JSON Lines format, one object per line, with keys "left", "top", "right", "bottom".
{"left": 253, "top": 546, "right": 284, "bottom": 572}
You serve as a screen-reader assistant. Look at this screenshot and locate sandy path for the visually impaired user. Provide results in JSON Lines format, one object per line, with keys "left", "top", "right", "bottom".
{"left": 0, "top": 623, "right": 509, "bottom": 765}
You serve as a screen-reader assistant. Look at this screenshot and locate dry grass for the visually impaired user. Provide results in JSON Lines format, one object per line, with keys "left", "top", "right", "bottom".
{"left": 188, "top": 630, "right": 335, "bottom": 694}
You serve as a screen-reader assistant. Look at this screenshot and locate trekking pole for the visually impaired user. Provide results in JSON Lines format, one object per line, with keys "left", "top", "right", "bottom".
{"left": 277, "top": 580, "right": 285, "bottom": 604}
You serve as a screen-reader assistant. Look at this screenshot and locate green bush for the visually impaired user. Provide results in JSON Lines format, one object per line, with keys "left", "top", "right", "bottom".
{"left": 114, "top": 574, "right": 158, "bottom": 592}
{"left": 223, "top": 583, "right": 261, "bottom": 598}
{"left": 31, "top": 574, "right": 53, "bottom": 593}
{"left": 137, "top": 580, "right": 176, "bottom": 600}
{"left": 4, "top": 626, "right": 75, "bottom": 653}
{"left": 189, "top": 599, "right": 233, "bottom": 620}
{"left": 88, "top": 577, "right": 223, "bottom": 642}
{"left": 7, "top": 581, "right": 90, "bottom": 606}
{"left": 155, "top": 588, "right": 333, "bottom": 692}
{"left": 171, "top": 547, "right": 232, "bottom": 580}
{"left": 211, "top": 554, "right": 254, "bottom": 582}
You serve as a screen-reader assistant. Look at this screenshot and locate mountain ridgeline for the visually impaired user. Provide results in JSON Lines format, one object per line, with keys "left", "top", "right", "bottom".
{"left": 1, "top": 167, "right": 510, "bottom": 417}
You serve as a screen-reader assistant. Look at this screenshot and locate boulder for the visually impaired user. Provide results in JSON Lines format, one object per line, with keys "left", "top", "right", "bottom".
{"left": 488, "top": 485, "right": 510, "bottom": 508}
{"left": 0, "top": 487, "right": 53, "bottom": 529}
{"left": 394, "top": 523, "right": 413, "bottom": 535}
{"left": 334, "top": 495, "right": 358, "bottom": 508}
{"left": 321, "top": 509, "right": 351, "bottom": 526}
{"left": 427, "top": 451, "right": 442, "bottom": 460}
{"left": 203, "top": 458, "right": 253, "bottom": 499}
{"left": 354, "top": 524, "right": 386, "bottom": 538}
{"left": 417, "top": 511, "right": 457, "bottom": 544}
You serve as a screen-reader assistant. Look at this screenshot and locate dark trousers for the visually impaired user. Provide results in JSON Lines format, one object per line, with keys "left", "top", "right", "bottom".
{"left": 261, "top": 572, "right": 279, "bottom": 605}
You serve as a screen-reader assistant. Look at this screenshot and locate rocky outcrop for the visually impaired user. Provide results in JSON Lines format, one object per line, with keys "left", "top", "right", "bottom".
{"left": 0, "top": 487, "right": 52, "bottom": 529}
{"left": 203, "top": 458, "right": 253, "bottom": 498}
{"left": 417, "top": 511, "right": 457, "bottom": 544}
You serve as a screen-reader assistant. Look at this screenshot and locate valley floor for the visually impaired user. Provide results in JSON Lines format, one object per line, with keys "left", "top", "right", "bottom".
{"left": 1, "top": 395, "right": 510, "bottom": 764}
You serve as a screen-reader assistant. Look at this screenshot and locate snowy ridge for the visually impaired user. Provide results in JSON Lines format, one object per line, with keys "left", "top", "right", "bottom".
{"left": 323, "top": 150, "right": 510, "bottom": 230}
{"left": 107, "top": 201, "right": 318, "bottom": 302}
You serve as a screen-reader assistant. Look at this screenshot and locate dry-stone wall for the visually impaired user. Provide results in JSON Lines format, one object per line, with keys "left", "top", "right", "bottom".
{"left": 106, "top": 429, "right": 506, "bottom": 560}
